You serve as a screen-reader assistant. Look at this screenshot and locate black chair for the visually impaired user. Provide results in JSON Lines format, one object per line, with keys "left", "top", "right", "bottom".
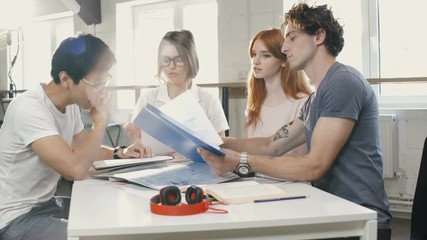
{"left": 411, "top": 136, "right": 427, "bottom": 240}
{"left": 1, "top": 98, "right": 12, "bottom": 116}
{"left": 0, "top": 98, "right": 13, "bottom": 127}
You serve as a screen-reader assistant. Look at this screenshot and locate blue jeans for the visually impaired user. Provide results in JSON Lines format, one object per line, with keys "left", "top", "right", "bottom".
{"left": 0, "top": 196, "right": 70, "bottom": 240}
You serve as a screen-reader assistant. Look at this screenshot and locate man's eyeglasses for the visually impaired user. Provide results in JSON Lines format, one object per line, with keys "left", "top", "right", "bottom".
{"left": 81, "top": 74, "right": 112, "bottom": 90}
{"left": 159, "top": 56, "right": 184, "bottom": 67}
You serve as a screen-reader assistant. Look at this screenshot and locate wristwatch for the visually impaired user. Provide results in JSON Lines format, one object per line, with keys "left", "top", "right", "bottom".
{"left": 235, "top": 152, "right": 252, "bottom": 177}
{"left": 113, "top": 145, "right": 127, "bottom": 159}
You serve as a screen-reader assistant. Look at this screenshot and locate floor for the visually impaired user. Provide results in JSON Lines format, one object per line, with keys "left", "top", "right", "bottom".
{"left": 391, "top": 217, "right": 411, "bottom": 240}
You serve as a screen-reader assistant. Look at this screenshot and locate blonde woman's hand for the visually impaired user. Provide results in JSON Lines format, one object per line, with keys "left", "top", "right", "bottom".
{"left": 123, "top": 122, "right": 142, "bottom": 144}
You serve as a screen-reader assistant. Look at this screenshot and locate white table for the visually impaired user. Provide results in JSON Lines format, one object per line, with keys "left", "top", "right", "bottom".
{"left": 67, "top": 179, "right": 377, "bottom": 240}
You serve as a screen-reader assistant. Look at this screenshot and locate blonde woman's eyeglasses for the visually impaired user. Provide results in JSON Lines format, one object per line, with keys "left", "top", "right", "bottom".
{"left": 159, "top": 56, "right": 184, "bottom": 67}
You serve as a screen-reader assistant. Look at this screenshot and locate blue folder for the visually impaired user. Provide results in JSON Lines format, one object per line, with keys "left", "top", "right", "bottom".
{"left": 133, "top": 104, "right": 225, "bottom": 163}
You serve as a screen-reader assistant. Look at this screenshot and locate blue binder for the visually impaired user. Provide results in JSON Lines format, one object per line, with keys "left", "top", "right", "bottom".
{"left": 133, "top": 104, "right": 225, "bottom": 162}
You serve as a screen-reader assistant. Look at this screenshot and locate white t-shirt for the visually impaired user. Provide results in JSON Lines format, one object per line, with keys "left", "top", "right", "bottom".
{"left": 131, "top": 83, "right": 229, "bottom": 155}
{"left": 0, "top": 84, "right": 84, "bottom": 229}
{"left": 245, "top": 95, "right": 309, "bottom": 156}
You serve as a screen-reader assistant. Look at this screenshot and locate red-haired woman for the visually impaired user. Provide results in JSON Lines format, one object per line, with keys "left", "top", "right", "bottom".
{"left": 244, "top": 28, "right": 312, "bottom": 156}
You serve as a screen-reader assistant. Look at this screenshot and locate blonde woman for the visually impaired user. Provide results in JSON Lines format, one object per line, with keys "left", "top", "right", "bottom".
{"left": 125, "top": 30, "right": 229, "bottom": 155}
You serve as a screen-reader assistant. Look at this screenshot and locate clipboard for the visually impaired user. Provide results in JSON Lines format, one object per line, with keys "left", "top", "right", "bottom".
{"left": 133, "top": 104, "right": 225, "bottom": 162}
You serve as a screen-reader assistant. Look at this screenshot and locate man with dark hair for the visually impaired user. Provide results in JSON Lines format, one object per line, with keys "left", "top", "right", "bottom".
{"left": 199, "top": 3, "right": 391, "bottom": 239}
{"left": 0, "top": 33, "right": 150, "bottom": 239}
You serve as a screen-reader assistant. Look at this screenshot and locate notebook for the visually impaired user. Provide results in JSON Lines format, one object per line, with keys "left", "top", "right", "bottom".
{"left": 204, "top": 181, "right": 289, "bottom": 204}
{"left": 93, "top": 156, "right": 173, "bottom": 170}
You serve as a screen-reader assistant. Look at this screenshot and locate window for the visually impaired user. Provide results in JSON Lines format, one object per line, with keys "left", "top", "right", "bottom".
{"left": 283, "top": 0, "right": 427, "bottom": 98}
{"left": 133, "top": 2, "right": 175, "bottom": 87}
{"left": 22, "top": 13, "right": 74, "bottom": 90}
{"left": 116, "top": 0, "right": 218, "bottom": 109}
{"left": 378, "top": 0, "right": 427, "bottom": 96}
{"left": 0, "top": 0, "right": 34, "bottom": 92}
{"left": 182, "top": 2, "right": 219, "bottom": 87}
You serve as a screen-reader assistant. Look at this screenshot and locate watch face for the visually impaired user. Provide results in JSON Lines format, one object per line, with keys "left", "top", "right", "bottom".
{"left": 238, "top": 165, "right": 250, "bottom": 175}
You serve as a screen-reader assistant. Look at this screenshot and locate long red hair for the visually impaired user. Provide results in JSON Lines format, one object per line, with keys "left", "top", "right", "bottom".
{"left": 245, "top": 28, "right": 311, "bottom": 130}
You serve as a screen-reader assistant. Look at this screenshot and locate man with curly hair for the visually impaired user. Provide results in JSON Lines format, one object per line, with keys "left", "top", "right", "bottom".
{"left": 199, "top": 3, "right": 391, "bottom": 239}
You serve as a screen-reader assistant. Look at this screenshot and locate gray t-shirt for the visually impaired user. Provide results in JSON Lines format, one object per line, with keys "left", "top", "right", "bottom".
{"left": 299, "top": 62, "right": 391, "bottom": 229}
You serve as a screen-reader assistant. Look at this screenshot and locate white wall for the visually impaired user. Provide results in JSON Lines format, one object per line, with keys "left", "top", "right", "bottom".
{"left": 218, "top": 0, "right": 283, "bottom": 137}
{"left": 381, "top": 108, "right": 427, "bottom": 216}
{"left": 218, "top": 0, "right": 283, "bottom": 83}
{"left": 32, "top": 0, "right": 68, "bottom": 16}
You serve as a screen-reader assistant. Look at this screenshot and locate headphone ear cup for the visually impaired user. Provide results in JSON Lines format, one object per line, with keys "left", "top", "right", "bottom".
{"left": 159, "top": 186, "right": 181, "bottom": 206}
{"left": 185, "top": 185, "right": 204, "bottom": 204}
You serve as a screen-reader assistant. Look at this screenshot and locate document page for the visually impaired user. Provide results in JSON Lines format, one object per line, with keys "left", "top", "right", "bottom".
{"left": 133, "top": 102, "right": 225, "bottom": 162}
{"left": 101, "top": 161, "right": 238, "bottom": 190}
{"left": 159, "top": 90, "right": 223, "bottom": 148}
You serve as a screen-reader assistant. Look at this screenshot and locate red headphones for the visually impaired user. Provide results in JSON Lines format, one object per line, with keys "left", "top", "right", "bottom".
{"left": 150, "top": 185, "right": 211, "bottom": 216}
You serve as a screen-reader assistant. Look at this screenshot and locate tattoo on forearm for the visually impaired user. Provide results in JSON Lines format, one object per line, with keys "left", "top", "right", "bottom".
{"left": 273, "top": 121, "right": 294, "bottom": 141}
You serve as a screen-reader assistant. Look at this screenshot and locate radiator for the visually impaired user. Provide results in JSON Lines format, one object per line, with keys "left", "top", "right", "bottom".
{"left": 380, "top": 114, "right": 398, "bottom": 178}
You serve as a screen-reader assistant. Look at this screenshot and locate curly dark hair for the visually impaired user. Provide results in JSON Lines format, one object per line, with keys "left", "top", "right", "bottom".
{"left": 281, "top": 3, "right": 344, "bottom": 57}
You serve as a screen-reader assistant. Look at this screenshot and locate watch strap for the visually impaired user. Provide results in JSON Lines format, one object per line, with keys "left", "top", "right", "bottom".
{"left": 240, "top": 152, "right": 248, "bottom": 164}
{"left": 113, "top": 145, "right": 127, "bottom": 159}
{"left": 234, "top": 152, "right": 253, "bottom": 177}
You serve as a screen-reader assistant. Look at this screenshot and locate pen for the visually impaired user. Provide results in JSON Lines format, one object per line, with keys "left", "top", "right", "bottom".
{"left": 254, "top": 195, "right": 306, "bottom": 203}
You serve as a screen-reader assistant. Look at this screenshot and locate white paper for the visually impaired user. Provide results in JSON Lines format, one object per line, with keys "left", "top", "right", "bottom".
{"left": 93, "top": 156, "right": 173, "bottom": 170}
{"left": 158, "top": 90, "right": 223, "bottom": 148}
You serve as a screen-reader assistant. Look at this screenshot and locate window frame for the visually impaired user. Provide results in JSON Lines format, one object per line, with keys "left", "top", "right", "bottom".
{"left": 21, "top": 11, "right": 74, "bottom": 90}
